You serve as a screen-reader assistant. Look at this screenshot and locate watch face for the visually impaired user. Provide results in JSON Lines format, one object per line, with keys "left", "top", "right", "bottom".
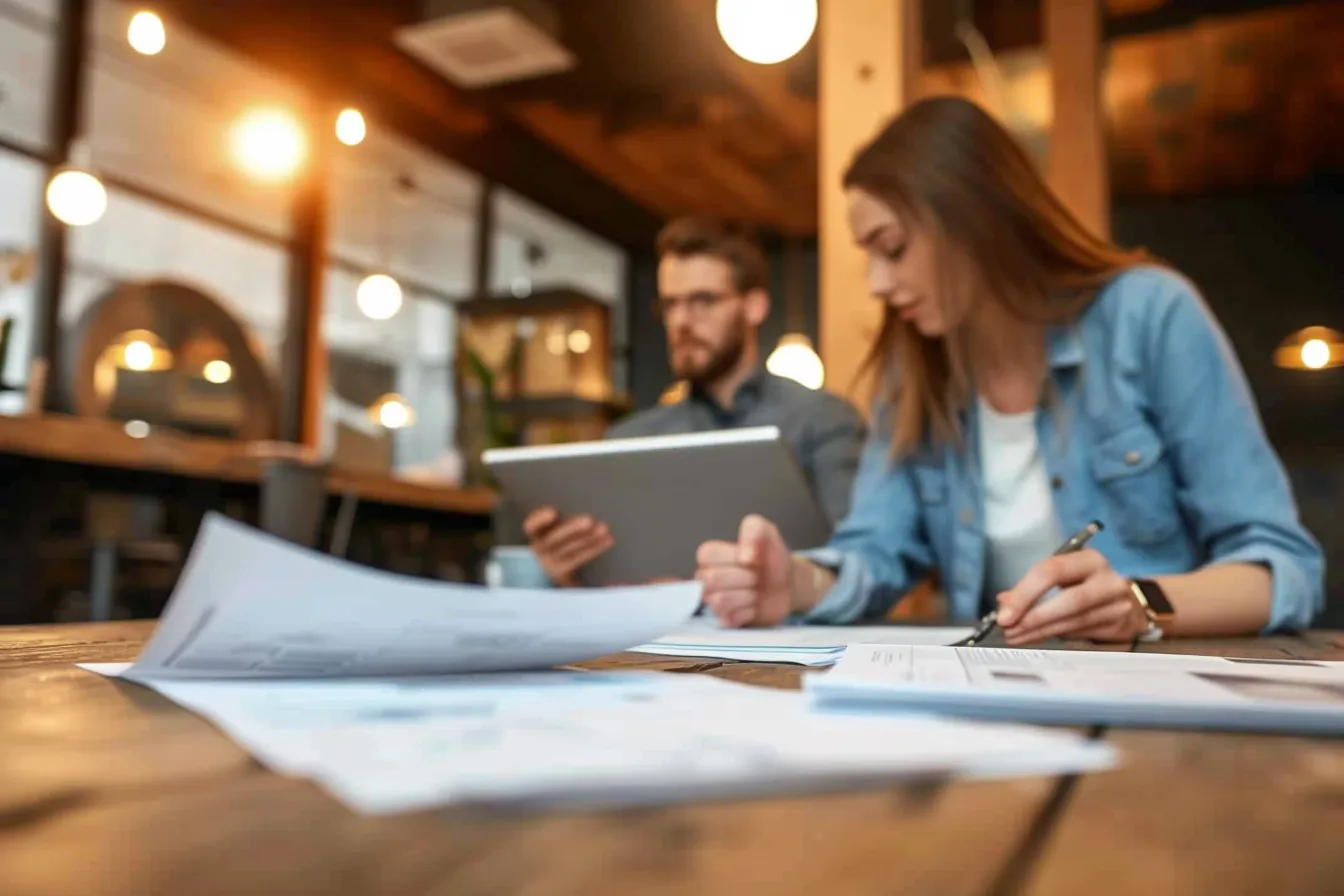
{"left": 1134, "top": 579, "right": 1175, "bottom": 615}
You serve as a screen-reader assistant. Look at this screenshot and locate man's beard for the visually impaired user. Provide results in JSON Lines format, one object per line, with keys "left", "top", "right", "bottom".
{"left": 671, "top": 322, "right": 748, "bottom": 388}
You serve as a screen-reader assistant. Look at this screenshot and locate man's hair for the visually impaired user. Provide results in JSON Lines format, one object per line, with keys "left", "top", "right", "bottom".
{"left": 654, "top": 217, "right": 769, "bottom": 295}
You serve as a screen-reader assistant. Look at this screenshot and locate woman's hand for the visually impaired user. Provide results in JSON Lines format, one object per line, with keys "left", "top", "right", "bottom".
{"left": 694, "top": 515, "right": 795, "bottom": 627}
{"left": 996, "top": 549, "right": 1148, "bottom": 645}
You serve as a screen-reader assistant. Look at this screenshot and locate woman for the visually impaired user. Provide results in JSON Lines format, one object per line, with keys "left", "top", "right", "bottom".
{"left": 695, "top": 97, "right": 1322, "bottom": 643}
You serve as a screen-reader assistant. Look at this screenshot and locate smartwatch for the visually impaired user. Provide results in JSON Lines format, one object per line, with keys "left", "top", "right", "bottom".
{"left": 1128, "top": 578, "right": 1175, "bottom": 642}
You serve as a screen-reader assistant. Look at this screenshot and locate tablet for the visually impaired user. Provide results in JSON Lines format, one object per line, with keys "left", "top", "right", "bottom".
{"left": 482, "top": 426, "right": 832, "bottom": 586}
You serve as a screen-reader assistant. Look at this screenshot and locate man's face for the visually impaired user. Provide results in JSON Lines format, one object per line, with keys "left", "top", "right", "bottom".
{"left": 655, "top": 254, "right": 762, "bottom": 384}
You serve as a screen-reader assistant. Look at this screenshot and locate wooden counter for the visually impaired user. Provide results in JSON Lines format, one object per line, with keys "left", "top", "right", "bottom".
{"left": 0, "top": 413, "right": 495, "bottom": 516}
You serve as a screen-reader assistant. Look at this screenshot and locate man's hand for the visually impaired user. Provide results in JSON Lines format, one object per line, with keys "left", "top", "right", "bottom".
{"left": 997, "top": 548, "right": 1148, "bottom": 644}
{"left": 522, "top": 506, "right": 614, "bottom": 587}
{"left": 695, "top": 514, "right": 794, "bottom": 627}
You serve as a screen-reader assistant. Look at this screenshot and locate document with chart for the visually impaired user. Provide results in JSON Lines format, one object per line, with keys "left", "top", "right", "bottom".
{"left": 807, "top": 644, "right": 1344, "bottom": 735}
{"left": 81, "top": 667, "right": 1114, "bottom": 815}
{"left": 88, "top": 512, "right": 703, "bottom": 679}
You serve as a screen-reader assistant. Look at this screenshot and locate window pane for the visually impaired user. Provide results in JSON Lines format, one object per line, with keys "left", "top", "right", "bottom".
{"left": 0, "top": 147, "right": 43, "bottom": 413}
{"left": 0, "top": 0, "right": 56, "bottom": 152}
{"left": 85, "top": 0, "right": 300, "bottom": 238}
{"left": 323, "top": 130, "right": 478, "bottom": 476}
{"left": 328, "top": 129, "right": 480, "bottom": 297}
{"left": 322, "top": 267, "right": 458, "bottom": 476}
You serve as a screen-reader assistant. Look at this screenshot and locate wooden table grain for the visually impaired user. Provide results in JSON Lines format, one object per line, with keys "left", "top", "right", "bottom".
{"left": 1, "top": 622, "right": 1342, "bottom": 895}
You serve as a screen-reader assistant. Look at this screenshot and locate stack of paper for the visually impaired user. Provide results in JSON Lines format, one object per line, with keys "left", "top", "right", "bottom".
{"left": 632, "top": 619, "right": 976, "bottom": 666}
{"left": 78, "top": 515, "right": 1117, "bottom": 815}
{"left": 808, "top": 644, "right": 1344, "bottom": 735}
{"left": 83, "top": 664, "right": 1115, "bottom": 814}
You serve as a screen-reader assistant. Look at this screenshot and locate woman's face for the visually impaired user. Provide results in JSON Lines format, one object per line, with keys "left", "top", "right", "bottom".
{"left": 847, "top": 187, "right": 957, "bottom": 337}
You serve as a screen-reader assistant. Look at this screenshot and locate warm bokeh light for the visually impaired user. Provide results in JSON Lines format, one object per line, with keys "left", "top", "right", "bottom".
{"left": 1301, "top": 338, "right": 1330, "bottom": 370}
{"left": 123, "top": 339, "right": 154, "bottom": 372}
{"left": 545, "top": 328, "right": 567, "bottom": 355}
{"left": 567, "top": 329, "right": 592, "bottom": 354}
{"left": 124, "top": 420, "right": 151, "bottom": 439}
{"left": 356, "top": 273, "right": 403, "bottom": 320}
{"left": 46, "top": 169, "right": 107, "bottom": 226}
{"left": 766, "top": 333, "right": 825, "bottom": 389}
{"left": 127, "top": 10, "right": 166, "bottom": 55}
{"left": 203, "top": 359, "right": 233, "bottom": 384}
{"left": 716, "top": 0, "right": 817, "bottom": 64}
{"left": 1273, "top": 326, "right": 1344, "bottom": 371}
{"left": 370, "top": 394, "right": 416, "bottom": 429}
{"left": 335, "top": 108, "right": 367, "bottom": 146}
{"left": 230, "top": 108, "right": 306, "bottom": 182}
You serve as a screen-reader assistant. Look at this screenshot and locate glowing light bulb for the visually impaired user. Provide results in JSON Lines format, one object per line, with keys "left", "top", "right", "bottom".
{"left": 567, "top": 329, "right": 592, "bottom": 354}
{"left": 335, "top": 108, "right": 366, "bottom": 146}
{"left": 716, "top": 0, "right": 817, "bottom": 64}
{"left": 123, "top": 340, "right": 154, "bottom": 372}
{"left": 203, "top": 359, "right": 232, "bottom": 384}
{"left": 356, "top": 273, "right": 402, "bottom": 320}
{"left": 375, "top": 396, "right": 414, "bottom": 429}
{"left": 46, "top": 169, "right": 107, "bottom": 226}
{"left": 766, "top": 334, "right": 825, "bottom": 389}
{"left": 127, "top": 11, "right": 165, "bottom": 55}
{"left": 230, "top": 108, "right": 305, "bottom": 182}
{"left": 1301, "top": 338, "right": 1330, "bottom": 370}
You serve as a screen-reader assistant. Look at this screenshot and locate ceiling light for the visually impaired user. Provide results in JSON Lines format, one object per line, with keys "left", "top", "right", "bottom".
{"left": 335, "top": 108, "right": 366, "bottom": 146}
{"left": 127, "top": 10, "right": 165, "bottom": 55}
{"left": 356, "top": 273, "right": 403, "bottom": 320}
{"left": 46, "top": 168, "right": 107, "bottom": 226}
{"left": 716, "top": 0, "right": 817, "bottom": 64}
{"left": 230, "top": 108, "right": 306, "bottom": 182}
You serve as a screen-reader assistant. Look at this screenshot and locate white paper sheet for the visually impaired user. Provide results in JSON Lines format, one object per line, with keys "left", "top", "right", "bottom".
{"left": 808, "top": 644, "right": 1344, "bottom": 734}
{"left": 80, "top": 665, "right": 1115, "bottom": 814}
{"left": 120, "top": 513, "right": 702, "bottom": 679}
{"left": 630, "top": 620, "right": 976, "bottom": 666}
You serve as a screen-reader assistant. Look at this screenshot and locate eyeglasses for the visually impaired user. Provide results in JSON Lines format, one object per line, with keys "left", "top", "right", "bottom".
{"left": 653, "top": 291, "right": 738, "bottom": 320}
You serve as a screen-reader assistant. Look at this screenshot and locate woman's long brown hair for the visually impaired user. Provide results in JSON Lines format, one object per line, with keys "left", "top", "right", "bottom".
{"left": 843, "top": 96, "right": 1151, "bottom": 459}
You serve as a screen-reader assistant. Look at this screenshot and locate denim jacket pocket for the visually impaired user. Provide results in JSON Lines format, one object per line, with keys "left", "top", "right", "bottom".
{"left": 1089, "top": 421, "right": 1182, "bottom": 545}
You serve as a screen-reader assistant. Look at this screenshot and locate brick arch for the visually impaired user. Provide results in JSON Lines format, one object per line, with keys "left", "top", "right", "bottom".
{"left": 62, "top": 278, "right": 279, "bottom": 440}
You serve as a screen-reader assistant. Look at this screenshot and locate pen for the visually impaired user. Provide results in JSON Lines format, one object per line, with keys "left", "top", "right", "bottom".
{"left": 951, "top": 520, "right": 1105, "bottom": 647}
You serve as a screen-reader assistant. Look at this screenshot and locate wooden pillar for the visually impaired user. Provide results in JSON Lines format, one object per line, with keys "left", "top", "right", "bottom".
{"left": 818, "top": 0, "right": 917, "bottom": 402}
{"left": 1045, "top": 0, "right": 1110, "bottom": 237}
{"left": 29, "top": 0, "right": 90, "bottom": 411}
{"left": 280, "top": 113, "right": 331, "bottom": 448}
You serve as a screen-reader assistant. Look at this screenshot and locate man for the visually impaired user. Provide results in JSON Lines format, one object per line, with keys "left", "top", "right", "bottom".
{"left": 520, "top": 217, "right": 865, "bottom": 586}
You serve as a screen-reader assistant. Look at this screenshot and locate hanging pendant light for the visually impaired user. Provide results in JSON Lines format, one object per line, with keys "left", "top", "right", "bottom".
{"left": 46, "top": 137, "right": 106, "bottom": 227}
{"left": 1274, "top": 326, "right": 1344, "bottom": 371}
{"left": 716, "top": 0, "right": 817, "bottom": 64}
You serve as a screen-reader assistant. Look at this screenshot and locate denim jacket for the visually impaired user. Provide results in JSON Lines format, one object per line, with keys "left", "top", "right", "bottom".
{"left": 802, "top": 266, "right": 1324, "bottom": 631}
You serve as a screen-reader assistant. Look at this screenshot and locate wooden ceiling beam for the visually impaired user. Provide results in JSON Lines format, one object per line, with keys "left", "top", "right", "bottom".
{"left": 509, "top": 101, "right": 704, "bottom": 217}
{"left": 151, "top": 0, "right": 664, "bottom": 246}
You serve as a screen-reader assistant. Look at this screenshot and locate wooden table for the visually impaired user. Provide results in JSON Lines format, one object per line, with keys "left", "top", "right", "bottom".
{"left": 2, "top": 623, "right": 1343, "bottom": 895}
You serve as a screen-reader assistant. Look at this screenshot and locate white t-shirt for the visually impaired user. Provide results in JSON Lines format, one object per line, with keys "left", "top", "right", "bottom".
{"left": 978, "top": 397, "right": 1062, "bottom": 598}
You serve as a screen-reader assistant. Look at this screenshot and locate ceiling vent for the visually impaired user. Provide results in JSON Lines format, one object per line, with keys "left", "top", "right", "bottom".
{"left": 394, "top": 0, "right": 575, "bottom": 89}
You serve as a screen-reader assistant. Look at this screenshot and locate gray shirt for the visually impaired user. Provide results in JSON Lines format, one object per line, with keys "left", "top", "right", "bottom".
{"left": 605, "top": 367, "right": 865, "bottom": 527}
